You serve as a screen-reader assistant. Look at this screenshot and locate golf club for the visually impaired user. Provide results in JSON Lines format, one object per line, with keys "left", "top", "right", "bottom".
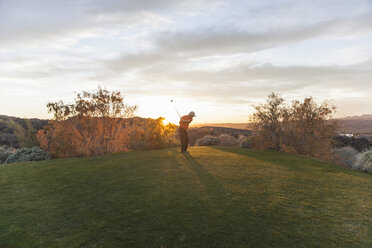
{"left": 170, "top": 99, "right": 181, "bottom": 118}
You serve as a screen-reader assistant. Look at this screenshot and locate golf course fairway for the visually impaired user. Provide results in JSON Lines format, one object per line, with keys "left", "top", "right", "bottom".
{"left": 0, "top": 147, "right": 371, "bottom": 248}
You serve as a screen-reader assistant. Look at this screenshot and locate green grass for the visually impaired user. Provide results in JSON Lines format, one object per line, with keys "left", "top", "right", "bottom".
{"left": 0, "top": 147, "right": 371, "bottom": 248}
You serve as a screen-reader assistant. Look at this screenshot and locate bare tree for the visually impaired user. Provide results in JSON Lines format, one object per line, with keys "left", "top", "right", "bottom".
{"left": 250, "top": 93, "right": 285, "bottom": 150}
{"left": 250, "top": 93, "right": 338, "bottom": 159}
{"left": 282, "top": 97, "right": 337, "bottom": 158}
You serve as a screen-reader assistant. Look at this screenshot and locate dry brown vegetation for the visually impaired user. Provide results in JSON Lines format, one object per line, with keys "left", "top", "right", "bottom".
{"left": 250, "top": 93, "right": 338, "bottom": 160}
{"left": 37, "top": 87, "right": 176, "bottom": 158}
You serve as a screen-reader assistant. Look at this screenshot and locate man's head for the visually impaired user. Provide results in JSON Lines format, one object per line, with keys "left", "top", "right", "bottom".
{"left": 189, "top": 111, "right": 196, "bottom": 117}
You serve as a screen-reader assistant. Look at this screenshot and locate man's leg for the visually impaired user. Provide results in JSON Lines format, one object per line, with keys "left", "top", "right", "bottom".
{"left": 184, "top": 130, "right": 189, "bottom": 152}
{"left": 179, "top": 128, "right": 186, "bottom": 153}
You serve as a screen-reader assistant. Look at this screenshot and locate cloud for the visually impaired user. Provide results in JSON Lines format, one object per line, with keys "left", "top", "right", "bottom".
{"left": 0, "top": 0, "right": 197, "bottom": 48}
{"left": 105, "top": 10, "right": 372, "bottom": 73}
{"left": 1, "top": 0, "right": 372, "bottom": 120}
{"left": 162, "top": 62, "right": 372, "bottom": 87}
{"left": 100, "top": 8, "right": 372, "bottom": 109}
{"left": 157, "top": 11, "right": 372, "bottom": 55}
{"left": 126, "top": 59, "right": 372, "bottom": 107}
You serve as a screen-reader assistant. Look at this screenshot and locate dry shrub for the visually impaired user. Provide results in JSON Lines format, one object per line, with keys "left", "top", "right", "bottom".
{"left": 38, "top": 117, "right": 177, "bottom": 158}
{"left": 196, "top": 136, "right": 220, "bottom": 146}
{"left": 250, "top": 93, "right": 337, "bottom": 159}
{"left": 250, "top": 93, "right": 284, "bottom": 150}
{"left": 36, "top": 86, "right": 176, "bottom": 158}
{"left": 332, "top": 147, "right": 358, "bottom": 168}
{"left": 129, "top": 117, "right": 177, "bottom": 150}
{"left": 355, "top": 150, "right": 372, "bottom": 173}
{"left": 280, "top": 144, "right": 298, "bottom": 154}
{"left": 238, "top": 135, "right": 254, "bottom": 148}
{"left": 37, "top": 117, "right": 131, "bottom": 158}
{"left": 0, "top": 146, "right": 16, "bottom": 164}
{"left": 332, "top": 147, "right": 372, "bottom": 174}
{"left": 196, "top": 134, "right": 239, "bottom": 146}
{"left": 219, "top": 134, "right": 239, "bottom": 146}
{"left": 4, "top": 147, "right": 50, "bottom": 164}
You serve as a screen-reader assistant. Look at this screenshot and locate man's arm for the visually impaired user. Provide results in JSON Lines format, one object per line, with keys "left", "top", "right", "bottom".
{"left": 180, "top": 116, "right": 193, "bottom": 123}
{"left": 180, "top": 119, "right": 192, "bottom": 123}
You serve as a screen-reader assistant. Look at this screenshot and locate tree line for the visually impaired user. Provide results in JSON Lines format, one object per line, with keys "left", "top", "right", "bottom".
{"left": 1, "top": 87, "right": 340, "bottom": 161}
{"left": 36, "top": 89, "right": 339, "bottom": 159}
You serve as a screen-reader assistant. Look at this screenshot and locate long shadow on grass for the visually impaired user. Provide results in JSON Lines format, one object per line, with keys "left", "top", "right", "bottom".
{"left": 183, "top": 152, "right": 293, "bottom": 246}
{"left": 184, "top": 154, "right": 229, "bottom": 203}
{"left": 210, "top": 146, "right": 339, "bottom": 173}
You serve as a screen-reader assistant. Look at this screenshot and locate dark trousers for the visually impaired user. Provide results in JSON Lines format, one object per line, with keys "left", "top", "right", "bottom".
{"left": 179, "top": 127, "right": 189, "bottom": 152}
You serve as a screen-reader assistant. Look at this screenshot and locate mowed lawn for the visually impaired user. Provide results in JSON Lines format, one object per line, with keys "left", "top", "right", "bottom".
{"left": 0, "top": 147, "right": 371, "bottom": 248}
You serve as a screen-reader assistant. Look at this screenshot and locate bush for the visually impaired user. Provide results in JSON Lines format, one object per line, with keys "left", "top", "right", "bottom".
{"left": 250, "top": 93, "right": 337, "bottom": 160}
{"left": 355, "top": 150, "right": 372, "bottom": 173}
{"left": 332, "top": 147, "right": 372, "bottom": 174}
{"left": 129, "top": 117, "right": 177, "bottom": 150}
{"left": 196, "top": 134, "right": 239, "bottom": 146}
{"left": 4, "top": 147, "right": 50, "bottom": 164}
{"left": 38, "top": 117, "right": 134, "bottom": 158}
{"left": 36, "top": 87, "right": 181, "bottom": 158}
{"left": 332, "top": 147, "right": 358, "bottom": 168}
{"left": 196, "top": 136, "right": 220, "bottom": 146}
{"left": 239, "top": 136, "right": 253, "bottom": 148}
{"left": 280, "top": 144, "right": 298, "bottom": 154}
{"left": 0, "top": 147, "right": 15, "bottom": 164}
{"left": 219, "top": 134, "right": 239, "bottom": 146}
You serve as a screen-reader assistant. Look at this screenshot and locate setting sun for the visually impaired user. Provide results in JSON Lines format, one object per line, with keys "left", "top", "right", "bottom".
{"left": 162, "top": 119, "right": 170, "bottom": 126}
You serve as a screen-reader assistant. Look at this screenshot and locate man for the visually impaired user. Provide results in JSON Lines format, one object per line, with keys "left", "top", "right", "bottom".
{"left": 179, "top": 111, "right": 196, "bottom": 153}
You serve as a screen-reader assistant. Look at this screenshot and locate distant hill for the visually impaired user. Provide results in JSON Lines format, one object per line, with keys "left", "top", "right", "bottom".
{"left": 192, "top": 123, "right": 251, "bottom": 129}
{"left": 193, "top": 114, "right": 372, "bottom": 134}
{"left": 0, "top": 115, "right": 48, "bottom": 147}
{"left": 188, "top": 126, "right": 251, "bottom": 146}
{"left": 339, "top": 114, "right": 372, "bottom": 121}
{"left": 336, "top": 114, "right": 372, "bottom": 134}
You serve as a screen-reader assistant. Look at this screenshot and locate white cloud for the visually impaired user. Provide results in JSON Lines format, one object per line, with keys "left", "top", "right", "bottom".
{"left": 0, "top": 0, "right": 372, "bottom": 121}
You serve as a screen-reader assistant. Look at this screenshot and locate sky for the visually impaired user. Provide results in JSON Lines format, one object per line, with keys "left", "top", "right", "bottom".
{"left": 1, "top": 0, "right": 372, "bottom": 124}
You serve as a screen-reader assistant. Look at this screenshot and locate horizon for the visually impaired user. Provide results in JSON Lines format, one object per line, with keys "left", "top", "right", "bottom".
{"left": 2, "top": 113, "right": 372, "bottom": 127}
{"left": 1, "top": 0, "right": 372, "bottom": 124}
